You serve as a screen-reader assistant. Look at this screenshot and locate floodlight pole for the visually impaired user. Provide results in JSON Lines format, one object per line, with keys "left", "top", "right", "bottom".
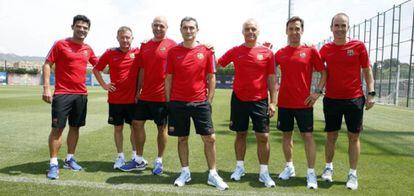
{"left": 288, "top": 0, "right": 291, "bottom": 20}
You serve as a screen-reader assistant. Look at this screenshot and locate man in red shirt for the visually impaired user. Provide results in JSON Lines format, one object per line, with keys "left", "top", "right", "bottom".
{"left": 165, "top": 17, "right": 228, "bottom": 191}
{"left": 124, "top": 16, "right": 176, "bottom": 175}
{"left": 92, "top": 26, "right": 140, "bottom": 170}
{"left": 42, "top": 15, "right": 98, "bottom": 180}
{"left": 275, "top": 16, "right": 327, "bottom": 189}
{"left": 217, "top": 19, "right": 277, "bottom": 188}
{"left": 319, "top": 13, "right": 375, "bottom": 190}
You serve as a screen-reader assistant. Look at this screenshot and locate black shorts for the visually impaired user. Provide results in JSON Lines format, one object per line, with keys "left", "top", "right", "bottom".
{"left": 134, "top": 100, "right": 167, "bottom": 126}
{"left": 229, "top": 92, "right": 269, "bottom": 133}
{"left": 277, "top": 108, "right": 313, "bottom": 132}
{"left": 167, "top": 101, "right": 214, "bottom": 137}
{"left": 51, "top": 94, "right": 87, "bottom": 129}
{"left": 323, "top": 96, "right": 365, "bottom": 133}
{"left": 108, "top": 103, "right": 136, "bottom": 126}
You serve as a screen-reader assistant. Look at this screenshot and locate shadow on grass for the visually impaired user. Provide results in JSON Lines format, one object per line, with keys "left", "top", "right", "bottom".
{"left": 0, "top": 160, "right": 49, "bottom": 175}
{"left": 0, "top": 160, "right": 127, "bottom": 176}
{"left": 360, "top": 127, "right": 414, "bottom": 157}
{"left": 106, "top": 170, "right": 277, "bottom": 188}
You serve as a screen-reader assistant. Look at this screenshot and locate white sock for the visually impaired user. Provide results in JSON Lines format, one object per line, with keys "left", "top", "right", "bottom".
{"left": 349, "top": 169, "right": 357, "bottom": 176}
{"left": 260, "top": 164, "right": 268, "bottom": 174}
{"left": 132, "top": 151, "right": 136, "bottom": 159}
{"left": 209, "top": 169, "right": 218, "bottom": 176}
{"left": 307, "top": 168, "right": 315, "bottom": 174}
{"left": 50, "top": 157, "right": 58, "bottom": 165}
{"left": 286, "top": 161, "right": 294, "bottom": 168}
{"left": 117, "top": 152, "right": 125, "bottom": 159}
{"left": 181, "top": 166, "right": 190, "bottom": 173}
{"left": 66, "top": 154, "right": 74, "bottom": 161}
{"left": 135, "top": 155, "right": 143, "bottom": 163}
{"left": 155, "top": 157, "right": 162, "bottom": 163}
{"left": 236, "top": 160, "right": 244, "bottom": 167}
{"left": 326, "top": 162, "right": 333, "bottom": 169}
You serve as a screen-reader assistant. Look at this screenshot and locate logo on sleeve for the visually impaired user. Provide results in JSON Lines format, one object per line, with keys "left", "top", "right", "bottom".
{"left": 257, "top": 54, "right": 264, "bottom": 60}
{"left": 347, "top": 49, "right": 354, "bottom": 56}
{"left": 197, "top": 53, "right": 204, "bottom": 60}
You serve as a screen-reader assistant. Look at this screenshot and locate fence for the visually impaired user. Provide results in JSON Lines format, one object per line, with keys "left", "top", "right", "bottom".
{"left": 317, "top": 0, "right": 414, "bottom": 107}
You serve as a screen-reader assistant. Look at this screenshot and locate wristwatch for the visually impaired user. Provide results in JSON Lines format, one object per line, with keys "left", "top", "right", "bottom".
{"left": 314, "top": 88, "right": 324, "bottom": 94}
{"left": 368, "top": 91, "right": 376, "bottom": 96}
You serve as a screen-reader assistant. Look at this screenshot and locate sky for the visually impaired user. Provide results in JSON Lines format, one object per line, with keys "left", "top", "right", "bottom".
{"left": 0, "top": 0, "right": 409, "bottom": 57}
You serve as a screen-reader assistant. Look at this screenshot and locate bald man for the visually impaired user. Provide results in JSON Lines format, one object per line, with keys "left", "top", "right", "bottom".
{"left": 320, "top": 13, "right": 375, "bottom": 190}
{"left": 217, "top": 19, "right": 277, "bottom": 188}
{"left": 119, "top": 16, "right": 177, "bottom": 175}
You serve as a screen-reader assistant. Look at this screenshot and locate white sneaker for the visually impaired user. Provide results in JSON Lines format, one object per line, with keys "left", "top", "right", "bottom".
{"left": 306, "top": 172, "right": 318, "bottom": 189}
{"left": 321, "top": 167, "right": 333, "bottom": 182}
{"left": 230, "top": 166, "right": 245, "bottom": 181}
{"left": 259, "top": 172, "right": 276, "bottom": 188}
{"left": 174, "top": 170, "right": 191, "bottom": 187}
{"left": 113, "top": 156, "right": 125, "bottom": 169}
{"left": 208, "top": 173, "right": 229, "bottom": 191}
{"left": 346, "top": 174, "right": 358, "bottom": 190}
{"left": 278, "top": 166, "right": 296, "bottom": 180}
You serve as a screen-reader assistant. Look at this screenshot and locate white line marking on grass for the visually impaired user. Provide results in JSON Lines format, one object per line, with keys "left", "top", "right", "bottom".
{"left": 0, "top": 176, "right": 306, "bottom": 195}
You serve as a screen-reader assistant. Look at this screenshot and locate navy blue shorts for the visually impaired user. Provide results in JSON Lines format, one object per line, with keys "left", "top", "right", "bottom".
{"left": 167, "top": 101, "right": 214, "bottom": 137}
{"left": 134, "top": 100, "right": 167, "bottom": 126}
{"left": 51, "top": 94, "right": 87, "bottom": 129}
{"left": 229, "top": 92, "right": 269, "bottom": 133}
{"left": 323, "top": 96, "right": 365, "bottom": 133}
{"left": 108, "top": 103, "right": 135, "bottom": 126}
{"left": 277, "top": 107, "right": 313, "bottom": 132}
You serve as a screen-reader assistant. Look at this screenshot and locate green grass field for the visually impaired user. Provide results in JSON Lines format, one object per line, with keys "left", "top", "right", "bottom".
{"left": 0, "top": 86, "right": 413, "bottom": 195}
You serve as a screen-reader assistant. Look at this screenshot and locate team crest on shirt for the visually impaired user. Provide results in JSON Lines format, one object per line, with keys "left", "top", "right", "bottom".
{"left": 299, "top": 52, "right": 306, "bottom": 58}
{"left": 83, "top": 50, "right": 88, "bottom": 56}
{"left": 197, "top": 53, "right": 204, "bottom": 59}
{"left": 347, "top": 49, "right": 355, "bottom": 56}
{"left": 129, "top": 53, "right": 135, "bottom": 59}
{"left": 257, "top": 54, "right": 264, "bottom": 60}
{"left": 159, "top": 46, "right": 166, "bottom": 52}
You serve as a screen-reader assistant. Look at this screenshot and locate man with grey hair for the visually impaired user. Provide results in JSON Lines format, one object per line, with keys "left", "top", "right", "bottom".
{"left": 320, "top": 13, "right": 375, "bottom": 190}
{"left": 217, "top": 19, "right": 277, "bottom": 188}
{"left": 93, "top": 26, "right": 140, "bottom": 170}
{"left": 165, "top": 16, "right": 228, "bottom": 190}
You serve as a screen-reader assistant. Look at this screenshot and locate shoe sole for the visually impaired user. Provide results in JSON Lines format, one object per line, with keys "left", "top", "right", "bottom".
{"left": 152, "top": 170, "right": 163, "bottom": 175}
{"left": 47, "top": 174, "right": 59, "bottom": 180}
{"left": 307, "top": 184, "right": 318, "bottom": 189}
{"left": 47, "top": 176, "right": 59, "bottom": 180}
{"left": 207, "top": 181, "right": 228, "bottom": 191}
{"left": 230, "top": 173, "right": 245, "bottom": 181}
{"left": 259, "top": 178, "right": 276, "bottom": 188}
{"left": 322, "top": 177, "right": 333, "bottom": 182}
{"left": 174, "top": 177, "right": 191, "bottom": 187}
{"left": 119, "top": 167, "right": 146, "bottom": 172}
{"left": 346, "top": 185, "right": 357, "bottom": 190}
{"left": 278, "top": 173, "right": 296, "bottom": 180}
{"left": 63, "top": 165, "right": 82, "bottom": 171}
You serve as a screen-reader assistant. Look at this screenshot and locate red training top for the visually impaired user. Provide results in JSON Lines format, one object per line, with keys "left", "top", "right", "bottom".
{"left": 166, "top": 44, "right": 215, "bottom": 102}
{"left": 218, "top": 44, "right": 275, "bottom": 101}
{"left": 94, "top": 47, "right": 140, "bottom": 104}
{"left": 46, "top": 38, "right": 98, "bottom": 95}
{"left": 320, "top": 40, "right": 370, "bottom": 99}
{"left": 137, "top": 39, "right": 177, "bottom": 102}
{"left": 275, "top": 45, "right": 325, "bottom": 108}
